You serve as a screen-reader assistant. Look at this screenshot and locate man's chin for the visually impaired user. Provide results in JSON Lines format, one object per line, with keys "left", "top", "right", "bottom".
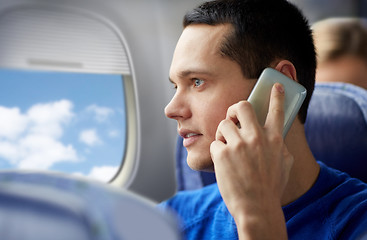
{"left": 186, "top": 153, "right": 215, "bottom": 172}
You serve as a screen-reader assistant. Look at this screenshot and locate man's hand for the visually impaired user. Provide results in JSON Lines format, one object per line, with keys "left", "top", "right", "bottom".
{"left": 210, "top": 83, "right": 294, "bottom": 240}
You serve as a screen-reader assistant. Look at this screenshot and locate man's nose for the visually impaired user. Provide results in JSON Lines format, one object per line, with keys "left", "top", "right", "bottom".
{"left": 164, "top": 91, "right": 190, "bottom": 120}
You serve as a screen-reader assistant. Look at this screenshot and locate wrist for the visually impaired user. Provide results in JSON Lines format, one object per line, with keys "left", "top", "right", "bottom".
{"left": 233, "top": 204, "right": 288, "bottom": 240}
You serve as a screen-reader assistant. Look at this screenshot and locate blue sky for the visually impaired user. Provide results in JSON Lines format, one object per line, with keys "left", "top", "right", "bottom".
{"left": 0, "top": 69, "right": 126, "bottom": 182}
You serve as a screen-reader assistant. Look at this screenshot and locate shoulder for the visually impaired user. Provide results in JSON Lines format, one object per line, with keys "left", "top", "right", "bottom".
{"left": 284, "top": 162, "right": 367, "bottom": 239}
{"left": 158, "top": 183, "right": 226, "bottom": 229}
{"left": 325, "top": 168, "right": 367, "bottom": 239}
{"left": 320, "top": 162, "right": 367, "bottom": 202}
{"left": 161, "top": 183, "right": 222, "bottom": 219}
{"left": 159, "top": 183, "right": 238, "bottom": 239}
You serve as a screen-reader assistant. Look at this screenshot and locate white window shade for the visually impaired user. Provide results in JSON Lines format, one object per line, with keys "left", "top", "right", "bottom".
{"left": 0, "top": 6, "right": 131, "bottom": 75}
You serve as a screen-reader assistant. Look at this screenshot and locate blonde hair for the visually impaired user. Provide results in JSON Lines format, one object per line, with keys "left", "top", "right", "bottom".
{"left": 312, "top": 17, "right": 367, "bottom": 65}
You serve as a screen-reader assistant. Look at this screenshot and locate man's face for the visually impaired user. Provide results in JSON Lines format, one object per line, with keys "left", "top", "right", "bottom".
{"left": 165, "top": 24, "right": 256, "bottom": 171}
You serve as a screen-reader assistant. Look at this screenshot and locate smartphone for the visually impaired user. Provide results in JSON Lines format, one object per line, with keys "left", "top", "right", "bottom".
{"left": 247, "top": 68, "right": 307, "bottom": 137}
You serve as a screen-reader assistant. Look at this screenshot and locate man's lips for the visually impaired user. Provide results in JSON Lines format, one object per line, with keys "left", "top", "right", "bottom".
{"left": 183, "top": 133, "right": 200, "bottom": 138}
{"left": 179, "top": 129, "right": 202, "bottom": 138}
{"left": 179, "top": 129, "right": 203, "bottom": 147}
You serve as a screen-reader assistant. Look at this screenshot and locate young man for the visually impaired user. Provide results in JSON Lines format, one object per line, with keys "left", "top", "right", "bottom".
{"left": 161, "top": 0, "right": 367, "bottom": 239}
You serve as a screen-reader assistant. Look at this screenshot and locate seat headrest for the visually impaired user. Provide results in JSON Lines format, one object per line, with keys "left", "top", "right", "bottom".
{"left": 305, "top": 83, "right": 367, "bottom": 182}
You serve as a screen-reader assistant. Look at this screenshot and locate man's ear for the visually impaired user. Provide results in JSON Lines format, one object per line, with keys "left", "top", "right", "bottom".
{"left": 274, "top": 60, "right": 297, "bottom": 81}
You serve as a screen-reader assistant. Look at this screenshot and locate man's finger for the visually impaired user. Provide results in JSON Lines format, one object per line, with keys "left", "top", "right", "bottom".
{"left": 264, "top": 83, "right": 285, "bottom": 135}
{"left": 226, "top": 101, "right": 260, "bottom": 134}
{"left": 215, "top": 119, "right": 240, "bottom": 144}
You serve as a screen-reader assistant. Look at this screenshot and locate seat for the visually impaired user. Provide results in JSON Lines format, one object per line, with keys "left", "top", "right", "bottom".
{"left": 0, "top": 171, "right": 180, "bottom": 240}
{"left": 305, "top": 82, "right": 367, "bottom": 182}
{"left": 175, "top": 82, "right": 367, "bottom": 190}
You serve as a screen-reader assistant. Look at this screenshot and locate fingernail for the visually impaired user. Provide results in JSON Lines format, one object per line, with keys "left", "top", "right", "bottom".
{"left": 275, "top": 83, "right": 284, "bottom": 94}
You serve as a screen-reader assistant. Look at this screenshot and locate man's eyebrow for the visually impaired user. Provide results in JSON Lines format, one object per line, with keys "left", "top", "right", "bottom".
{"left": 169, "top": 69, "right": 215, "bottom": 84}
{"left": 178, "top": 69, "right": 213, "bottom": 78}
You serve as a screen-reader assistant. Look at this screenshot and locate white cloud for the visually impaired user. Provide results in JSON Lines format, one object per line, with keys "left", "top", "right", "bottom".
{"left": 79, "top": 129, "right": 102, "bottom": 146}
{"left": 27, "top": 100, "right": 74, "bottom": 138}
{"left": 86, "top": 104, "right": 114, "bottom": 122}
{"left": 71, "top": 172, "right": 84, "bottom": 177}
{"left": 17, "top": 135, "right": 78, "bottom": 170}
{"left": 108, "top": 129, "right": 120, "bottom": 138}
{"left": 0, "top": 141, "right": 18, "bottom": 164}
{"left": 88, "top": 165, "right": 119, "bottom": 182}
{"left": 0, "top": 107, "right": 28, "bottom": 140}
{"left": 0, "top": 100, "right": 79, "bottom": 170}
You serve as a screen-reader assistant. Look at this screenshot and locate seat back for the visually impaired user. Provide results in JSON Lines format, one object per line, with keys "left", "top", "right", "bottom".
{"left": 0, "top": 171, "right": 181, "bottom": 240}
{"left": 305, "top": 83, "right": 367, "bottom": 182}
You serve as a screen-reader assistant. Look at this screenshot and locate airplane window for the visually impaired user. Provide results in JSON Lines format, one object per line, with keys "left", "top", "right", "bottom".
{"left": 0, "top": 68, "right": 126, "bottom": 182}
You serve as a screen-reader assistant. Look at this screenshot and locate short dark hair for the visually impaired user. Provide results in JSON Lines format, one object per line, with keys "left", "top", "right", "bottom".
{"left": 183, "top": 0, "right": 316, "bottom": 123}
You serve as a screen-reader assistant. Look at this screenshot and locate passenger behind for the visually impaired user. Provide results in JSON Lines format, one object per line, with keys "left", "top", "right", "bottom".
{"left": 312, "top": 17, "right": 367, "bottom": 89}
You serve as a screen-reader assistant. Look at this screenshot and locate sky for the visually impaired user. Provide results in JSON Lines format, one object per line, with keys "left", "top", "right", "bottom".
{"left": 0, "top": 69, "right": 126, "bottom": 182}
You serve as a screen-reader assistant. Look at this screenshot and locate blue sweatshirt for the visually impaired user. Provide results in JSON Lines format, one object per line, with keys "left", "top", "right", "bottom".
{"left": 160, "top": 162, "right": 367, "bottom": 239}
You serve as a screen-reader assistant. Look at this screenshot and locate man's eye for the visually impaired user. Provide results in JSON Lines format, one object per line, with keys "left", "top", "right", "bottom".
{"left": 193, "top": 78, "right": 204, "bottom": 87}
